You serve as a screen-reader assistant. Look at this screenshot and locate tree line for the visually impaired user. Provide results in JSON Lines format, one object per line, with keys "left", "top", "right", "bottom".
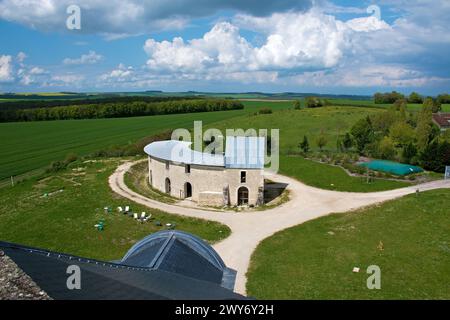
{"left": 348, "top": 100, "right": 450, "bottom": 172}
{"left": 374, "top": 91, "right": 449, "bottom": 106}
{"left": 0, "top": 99, "right": 244, "bottom": 122}
{"left": 0, "top": 95, "right": 199, "bottom": 111}
{"left": 297, "top": 98, "right": 450, "bottom": 173}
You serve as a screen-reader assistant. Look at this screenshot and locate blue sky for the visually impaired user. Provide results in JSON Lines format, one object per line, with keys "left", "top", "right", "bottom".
{"left": 0, "top": 0, "right": 449, "bottom": 95}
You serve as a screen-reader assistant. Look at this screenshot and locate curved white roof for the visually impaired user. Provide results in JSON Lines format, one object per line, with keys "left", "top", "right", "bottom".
{"left": 144, "top": 136, "right": 266, "bottom": 169}
{"left": 144, "top": 140, "right": 225, "bottom": 167}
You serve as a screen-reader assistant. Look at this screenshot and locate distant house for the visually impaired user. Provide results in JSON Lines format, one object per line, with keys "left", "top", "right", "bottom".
{"left": 144, "top": 136, "right": 266, "bottom": 207}
{"left": 432, "top": 113, "right": 450, "bottom": 131}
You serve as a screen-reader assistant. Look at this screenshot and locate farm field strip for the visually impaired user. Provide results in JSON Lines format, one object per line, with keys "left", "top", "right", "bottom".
{"left": 0, "top": 101, "right": 293, "bottom": 179}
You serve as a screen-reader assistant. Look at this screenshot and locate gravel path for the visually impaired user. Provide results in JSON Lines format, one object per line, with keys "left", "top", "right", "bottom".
{"left": 0, "top": 252, "right": 50, "bottom": 300}
{"left": 110, "top": 161, "right": 450, "bottom": 295}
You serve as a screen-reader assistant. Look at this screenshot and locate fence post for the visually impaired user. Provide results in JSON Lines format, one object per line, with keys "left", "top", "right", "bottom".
{"left": 11, "top": 176, "right": 14, "bottom": 187}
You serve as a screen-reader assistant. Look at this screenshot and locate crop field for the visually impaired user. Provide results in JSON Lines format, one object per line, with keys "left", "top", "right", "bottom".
{"left": 0, "top": 101, "right": 293, "bottom": 180}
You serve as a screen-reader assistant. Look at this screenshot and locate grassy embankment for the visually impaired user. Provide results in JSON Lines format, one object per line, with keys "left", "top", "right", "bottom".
{"left": 247, "top": 189, "right": 450, "bottom": 299}
{"left": 0, "top": 159, "right": 230, "bottom": 259}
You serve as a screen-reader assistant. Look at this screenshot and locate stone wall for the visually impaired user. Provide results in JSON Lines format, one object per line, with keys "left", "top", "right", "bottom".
{"left": 148, "top": 156, "right": 264, "bottom": 206}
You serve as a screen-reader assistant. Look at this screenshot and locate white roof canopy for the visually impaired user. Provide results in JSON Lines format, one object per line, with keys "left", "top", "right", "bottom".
{"left": 144, "top": 136, "right": 265, "bottom": 169}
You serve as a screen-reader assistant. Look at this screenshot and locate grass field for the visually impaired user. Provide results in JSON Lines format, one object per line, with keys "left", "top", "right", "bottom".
{"left": 326, "top": 98, "right": 450, "bottom": 112}
{"left": 0, "top": 101, "right": 294, "bottom": 180}
{"left": 206, "top": 106, "right": 382, "bottom": 154}
{"left": 246, "top": 189, "right": 450, "bottom": 299}
{"left": 0, "top": 158, "right": 230, "bottom": 260}
{"left": 279, "top": 156, "right": 409, "bottom": 192}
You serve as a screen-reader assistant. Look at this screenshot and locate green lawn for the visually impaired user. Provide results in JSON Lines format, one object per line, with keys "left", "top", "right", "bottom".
{"left": 0, "top": 159, "right": 230, "bottom": 260}
{"left": 247, "top": 189, "right": 450, "bottom": 299}
{"left": 280, "top": 155, "right": 409, "bottom": 192}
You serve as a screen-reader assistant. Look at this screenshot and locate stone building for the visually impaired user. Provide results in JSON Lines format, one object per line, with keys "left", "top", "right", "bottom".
{"left": 144, "top": 136, "right": 265, "bottom": 207}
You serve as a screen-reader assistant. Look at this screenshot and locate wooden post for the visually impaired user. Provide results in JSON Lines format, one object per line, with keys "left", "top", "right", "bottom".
{"left": 366, "top": 167, "right": 370, "bottom": 184}
{"left": 10, "top": 176, "right": 14, "bottom": 187}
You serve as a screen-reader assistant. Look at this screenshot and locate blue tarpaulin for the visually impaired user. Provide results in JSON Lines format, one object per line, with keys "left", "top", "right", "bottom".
{"left": 359, "top": 160, "right": 423, "bottom": 176}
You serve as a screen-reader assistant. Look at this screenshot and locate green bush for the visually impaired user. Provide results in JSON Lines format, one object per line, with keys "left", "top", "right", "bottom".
{"left": 374, "top": 91, "right": 405, "bottom": 104}
{"left": 305, "top": 97, "right": 325, "bottom": 108}
{"left": 46, "top": 153, "right": 79, "bottom": 173}
{"left": 258, "top": 108, "right": 273, "bottom": 115}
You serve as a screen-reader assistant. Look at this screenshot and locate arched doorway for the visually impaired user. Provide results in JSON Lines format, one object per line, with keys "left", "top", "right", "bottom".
{"left": 237, "top": 187, "right": 249, "bottom": 206}
{"left": 184, "top": 182, "right": 192, "bottom": 198}
{"left": 165, "top": 178, "right": 171, "bottom": 194}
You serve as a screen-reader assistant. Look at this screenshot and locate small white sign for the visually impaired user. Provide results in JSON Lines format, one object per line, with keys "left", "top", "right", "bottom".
{"left": 445, "top": 166, "right": 450, "bottom": 179}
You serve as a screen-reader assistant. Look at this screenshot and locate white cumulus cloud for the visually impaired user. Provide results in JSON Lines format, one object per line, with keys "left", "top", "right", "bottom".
{"left": 0, "top": 55, "right": 14, "bottom": 82}
{"left": 144, "top": 11, "right": 390, "bottom": 76}
{"left": 100, "top": 64, "right": 134, "bottom": 82}
{"left": 63, "top": 51, "right": 103, "bottom": 65}
{"left": 0, "top": 0, "right": 313, "bottom": 37}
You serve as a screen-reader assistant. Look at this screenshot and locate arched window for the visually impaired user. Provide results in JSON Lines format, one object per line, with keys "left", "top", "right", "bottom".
{"left": 184, "top": 182, "right": 192, "bottom": 198}
{"left": 237, "top": 187, "right": 249, "bottom": 205}
{"left": 165, "top": 178, "right": 171, "bottom": 194}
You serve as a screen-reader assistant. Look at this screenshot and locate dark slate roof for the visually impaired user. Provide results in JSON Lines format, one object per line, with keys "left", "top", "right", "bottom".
{"left": 120, "top": 230, "right": 236, "bottom": 290}
{"left": 0, "top": 231, "right": 244, "bottom": 300}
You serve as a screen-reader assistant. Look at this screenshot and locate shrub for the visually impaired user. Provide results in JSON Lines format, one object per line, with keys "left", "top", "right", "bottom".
{"left": 374, "top": 91, "right": 405, "bottom": 104}
{"left": 299, "top": 136, "right": 310, "bottom": 153}
{"left": 423, "top": 97, "right": 442, "bottom": 113}
{"left": 437, "top": 93, "right": 450, "bottom": 104}
{"left": 64, "top": 153, "right": 78, "bottom": 164}
{"left": 305, "top": 97, "right": 325, "bottom": 108}
{"left": 258, "top": 108, "right": 273, "bottom": 115}
{"left": 408, "top": 92, "right": 423, "bottom": 104}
